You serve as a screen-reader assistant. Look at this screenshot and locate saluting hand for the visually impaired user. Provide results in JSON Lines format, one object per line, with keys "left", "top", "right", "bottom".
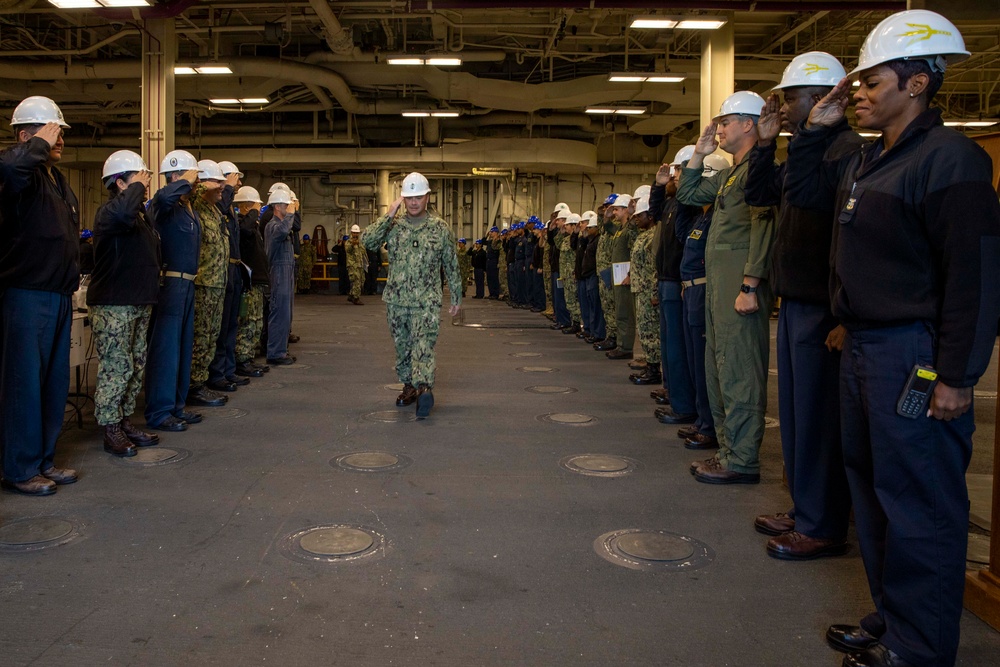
{"left": 180, "top": 168, "right": 200, "bottom": 185}
{"left": 34, "top": 122, "right": 62, "bottom": 148}
{"left": 806, "top": 77, "right": 852, "bottom": 129}
{"left": 654, "top": 164, "right": 671, "bottom": 186}
{"left": 130, "top": 170, "right": 152, "bottom": 192}
{"left": 693, "top": 122, "right": 719, "bottom": 157}
{"left": 757, "top": 93, "right": 782, "bottom": 145}
{"left": 388, "top": 196, "right": 404, "bottom": 218}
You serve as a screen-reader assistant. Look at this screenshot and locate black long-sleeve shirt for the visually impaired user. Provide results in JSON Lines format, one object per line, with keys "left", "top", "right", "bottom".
{"left": 581, "top": 232, "right": 599, "bottom": 278}
{"left": 87, "top": 182, "right": 161, "bottom": 305}
{"left": 239, "top": 209, "right": 269, "bottom": 286}
{"left": 785, "top": 108, "right": 1000, "bottom": 387}
{"left": 648, "top": 186, "right": 686, "bottom": 282}
{"left": 0, "top": 137, "right": 80, "bottom": 294}
{"left": 746, "top": 119, "right": 864, "bottom": 303}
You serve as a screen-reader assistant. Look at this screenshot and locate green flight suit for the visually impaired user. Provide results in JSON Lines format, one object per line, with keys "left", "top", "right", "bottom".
{"left": 677, "top": 155, "right": 777, "bottom": 475}
{"left": 610, "top": 220, "right": 638, "bottom": 353}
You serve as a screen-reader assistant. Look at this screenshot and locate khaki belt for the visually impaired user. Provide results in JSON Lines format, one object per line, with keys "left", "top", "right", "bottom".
{"left": 681, "top": 277, "right": 707, "bottom": 288}
{"left": 229, "top": 258, "right": 241, "bottom": 264}
{"left": 162, "top": 271, "right": 196, "bottom": 281}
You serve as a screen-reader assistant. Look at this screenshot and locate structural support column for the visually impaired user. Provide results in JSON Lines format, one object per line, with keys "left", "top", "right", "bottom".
{"left": 376, "top": 169, "right": 391, "bottom": 217}
{"left": 142, "top": 18, "right": 176, "bottom": 175}
{"left": 699, "top": 16, "right": 735, "bottom": 131}
{"left": 964, "top": 362, "right": 1000, "bottom": 630}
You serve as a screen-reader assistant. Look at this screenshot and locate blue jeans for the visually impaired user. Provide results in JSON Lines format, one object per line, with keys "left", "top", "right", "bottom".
{"left": 0, "top": 288, "right": 72, "bottom": 482}
{"left": 145, "top": 277, "right": 195, "bottom": 426}
{"left": 552, "top": 272, "right": 570, "bottom": 327}
{"left": 842, "top": 322, "right": 973, "bottom": 667}
{"left": 659, "top": 280, "right": 694, "bottom": 414}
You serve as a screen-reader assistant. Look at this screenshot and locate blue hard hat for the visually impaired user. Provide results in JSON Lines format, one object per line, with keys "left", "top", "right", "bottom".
{"left": 489, "top": 226, "right": 499, "bottom": 233}
{"left": 303, "top": 234, "right": 311, "bottom": 240}
{"left": 604, "top": 194, "right": 618, "bottom": 206}
{"left": 458, "top": 237, "right": 467, "bottom": 244}
{"left": 80, "top": 229, "right": 93, "bottom": 240}
{"left": 500, "top": 229, "right": 508, "bottom": 235}
{"left": 342, "top": 235, "right": 349, "bottom": 241}
{"left": 527, "top": 215, "right": 541, "bottom": 225}
{"left": 534, "top": 221, "right": 545, "bottom": 230}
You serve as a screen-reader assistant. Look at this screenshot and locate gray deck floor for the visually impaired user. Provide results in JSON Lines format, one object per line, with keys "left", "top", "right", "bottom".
{"left": 1, "top": 294, "right": 998, "bottom": 666}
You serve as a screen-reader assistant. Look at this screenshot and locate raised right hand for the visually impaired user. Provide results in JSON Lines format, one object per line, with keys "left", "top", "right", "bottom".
{"left": 654, "top": 164, "right": 671, "bottom": 186}
{"left": 806, "top": 77, "right": 851, "bottom": 129}
{"left": 693, "top": 123, "right": 719, "bottom": 156}
{"left": 757, "top": 93, "right": 782, "bottom": 145}
{"left": 388, "top": 196, "right": 404, "bottom": 218}
{"left": 34, "top": 122, "right": 63, "bottom": 148}
{"left": 181, "top": 168, "right": 200, "bottom": 184}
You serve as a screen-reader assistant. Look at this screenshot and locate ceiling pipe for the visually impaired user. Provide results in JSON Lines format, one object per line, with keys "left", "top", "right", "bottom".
{"left": 93, "top": 0, "right": 198, "bottom": 20}
{"left": 308, "top": 0, "right": 363, "bottom": 58}
{"left": 308, "top": 178, "right": 375, "bottom": 197}
{"left": 0, "top": 30, "right": 140, "bottom": 58}
{"left": 407, "top": 1, "right": 905, "bottom": 9}
{"left": 0, "top": 0, "right": 38, "bottom": 13}
{"left": 304, "top": 50, "right": 507, "bottom": 65}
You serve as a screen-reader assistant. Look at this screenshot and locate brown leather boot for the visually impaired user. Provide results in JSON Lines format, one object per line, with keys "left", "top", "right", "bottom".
{"left": 396, "top": 383, "right": 418, "bottom": 407}
{"left": 102, "top": 423, "right": 137, "bottom": 458}
{"left": 121, "top": 417, "right": 159, "bottom": 446}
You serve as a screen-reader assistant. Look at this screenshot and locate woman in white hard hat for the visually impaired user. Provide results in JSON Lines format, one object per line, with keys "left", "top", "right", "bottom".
{"left": 0, "top": 96, "right": 80, "bottom": 495}
{"left": 785, "top": 10, "right": 1000, "bottom": 667}
{"left": 360, "top": 172, "right": 462, "bottom": 418}
{"left": 88, "top": 150, "right": 161, "bottom": 459}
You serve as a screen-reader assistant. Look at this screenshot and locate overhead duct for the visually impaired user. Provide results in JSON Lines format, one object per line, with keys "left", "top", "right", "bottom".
{"left": 308, "top": 178, "right": 375, "bottom": 198}
{"left": 308, "top": 0, "right": 362, "bottom": 57}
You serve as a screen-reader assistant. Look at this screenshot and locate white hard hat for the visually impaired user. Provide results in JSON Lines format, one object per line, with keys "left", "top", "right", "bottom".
{"left": 197, "top": 159, "right": 225, "bottom": 181}
{"left": 633, "top": 196, "right": 651, "bottom": 216}
{"left": 611, "top": 194, "right": 632, "bottom": 208}
{"left": 350, "top": 224, "right": 361, "bottom": 233}
{"left": 267, "top": 188, "right": 293, "bottom": 205}
{"left": 102, "top": 150, "right": 148, "bottom": 179}
{"left": 632, "top": 185, "right": 651, "bottom": 200}
{"left": 401, "top": 172, "right": 431, "bottom": 197}
{"left": 552, "top": 201, "right": 570, "bottom": 214}
{"left": 217, "top": 160, "right": 243, "bottom": 178}
{"left": 290, "top": 190, "right": 299, "bottom": 202}
{"left": 268, "top": 182, "right": 290, "bottom": 195}
{"left": 582, "top": 210, "right": 599, "bottom": 227}
{"left": 233, "top": 186, "right": 262, "bottom": 203}
{"left": 849, "top": 9, "right": 969, "bottom": 77}
{"left": 671, "top": 145, "right": 696, "bottom": 166}
{"left": 564, "top": 213, "right": 581, "bottom": 225}
{"left": 159, "top": 149, "right": 198, "bottom": 174}
{"left": 702, "top": 154, "right": 732, "bottom": 177}
{"left": 774, "top": 52, "right": 847, "bottom": 90}
{"left": 554, "top": 208, "right": 569, "bottom": 220}
{"left": 11, "top": 95, "right": 70, "bottom": 128}
{"left": 714, "top": 91, "right": 766, "bottom": 120}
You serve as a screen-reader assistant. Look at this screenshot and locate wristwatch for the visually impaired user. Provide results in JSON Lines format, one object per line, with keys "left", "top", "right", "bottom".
{"left": 740, "top": 283, "right": 757, "bottom": 294}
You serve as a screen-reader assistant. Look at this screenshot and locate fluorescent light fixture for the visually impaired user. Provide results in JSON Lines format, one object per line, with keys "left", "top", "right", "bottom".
{"left": 858, "top": 132, "right": 881, "bottom": 137}
{"left": 210, "top": 99, "right": 241, "bottom": 104}
{"left": 630, "top": 17, "right": 679, "bottom": 29}
{"left": 402, "top": 111, "right": 431, "bottom": 117}
{"left": 431, "top": 111, "right": 461, "bottom": 118}
{"left": 676, "top": 19, "right": 727, "bottom": 30}
{"left": 963, "top": 121, "right": 997, "bottom": 127}
{"left": 402, "top": 110, "right": 461, "bottom": 118}
{"left": 239, "top": 98, "right": 270, "bottom": 104}
{"left": 48, "top": 0, "right": 100, "bottom": 7}
{"left": 388, "top": 57, "right": 462, "bottom": 66}
{"left": 174, "top": 66, "right": 197, "bottom": 75}
{"left": 943, "top": 121, "right": 964, "bottom": 127}
{"left": 195, "top": 65, "right": 233, "bottom": 75}
{"left": 585, "top": 107, "right": 646, "bottom": 115}
{"left": 609, "top": 72, "right": 684, "bottom": 83}
{"left": 98, "top": 0, "right": 151, "bottom": 6}
{"left": 778, "top": 132, "right": 793, "bottom": 137}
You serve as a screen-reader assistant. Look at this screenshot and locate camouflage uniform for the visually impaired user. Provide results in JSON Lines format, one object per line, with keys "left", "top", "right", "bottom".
{"left": 346, "top": 239, "right": 367, "bottom": 301}
{"left": 361, "top": 209, "right": 462, "bottom": 389}
{"left": 630, "top": 227, "right": 660, "bottom": 364}
{"left": 494, "top": 238, "right": 508, "bottom": 297}
{"left": 191, "top": 185, "right": 229, "bottom": 385}
{"left": 596, "top": 221, "right": 619, "bottom": 339}
{"left": 611, "top": 220, "right": 639, "bottom": 352}
{"left": 236, "top": 285, "right": 264, "bottom": 363}
{"left": 542, "top": 241, "right": 553, "bottom": 313}
{"left": 558, "top": 231, "right": 580, "bottom": 323}
{"left": 458, "top": 246, "right": 472, "bottom": 297}
{"left": 297, "top": 241, "right": 316, "bottom": 292}
{"left": 91, "top": 305, "right": 152, "bottom": 426}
